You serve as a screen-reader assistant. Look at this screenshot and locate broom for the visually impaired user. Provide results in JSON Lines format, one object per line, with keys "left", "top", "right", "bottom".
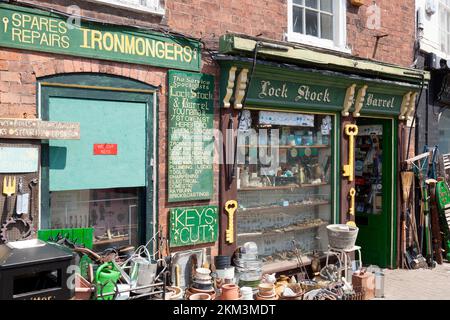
{"left": 401, "top": 171, "right": 415, "bottom": 268}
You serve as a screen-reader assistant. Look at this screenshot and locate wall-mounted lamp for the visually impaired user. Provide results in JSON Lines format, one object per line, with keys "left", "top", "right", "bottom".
{"left": 350, "top": 0, "right": 365, "bottom": 7}
{"left": 425, "top": 0, "right": 437, "bottom": 15}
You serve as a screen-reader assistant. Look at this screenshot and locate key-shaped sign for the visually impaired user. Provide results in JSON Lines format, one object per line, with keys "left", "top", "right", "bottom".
{"left": 348, "top": 188, "right": 356, "bottom": 216}
{"left": 343, "top": 124, "right": 359, "bottom": 181}
{"left": 225, "top": 200, "right": 237, "bottom": 244}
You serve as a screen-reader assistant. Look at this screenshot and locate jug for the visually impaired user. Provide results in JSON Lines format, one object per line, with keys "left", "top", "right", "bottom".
{"left": 95, "top": 262, "right": 121, "bottom": 300}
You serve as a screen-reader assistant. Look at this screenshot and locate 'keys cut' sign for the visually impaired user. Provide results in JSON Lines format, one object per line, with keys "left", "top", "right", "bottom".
{"left": 93, "top": 144, "right": 118, "bottom": 155}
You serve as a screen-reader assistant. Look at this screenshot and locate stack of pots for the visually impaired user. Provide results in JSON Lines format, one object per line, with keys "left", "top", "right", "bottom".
{"left": 186, "top": 268, "right": 216, "bottom": 300}
{"left": 256, "top": 283, "right": 278, "bottom": 300}
{"left": 214, "top": 255, "right": 235, "bottom": 284}
{"left": 234, "top": 242, "right": 262, "bottom": 290}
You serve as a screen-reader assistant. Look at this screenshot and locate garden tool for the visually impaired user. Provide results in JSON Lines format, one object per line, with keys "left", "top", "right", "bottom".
{"left": 401, "top": 171, "right": 414, "bottom": 268}
{"left": 2, "top": 176, "right": 16, "bottom": 214}
{"left": 15, "top": 177, "right": 29, "bottom": 217}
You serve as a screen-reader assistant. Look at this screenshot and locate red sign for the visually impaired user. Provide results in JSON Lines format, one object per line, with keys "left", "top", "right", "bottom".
{"left": 93, "top": 144, "right": 118, "bottom": 155}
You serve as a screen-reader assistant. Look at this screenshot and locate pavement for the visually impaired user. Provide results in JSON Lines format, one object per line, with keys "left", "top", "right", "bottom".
{"left": 379, "top": 263, "right": 450, "bottom": 300}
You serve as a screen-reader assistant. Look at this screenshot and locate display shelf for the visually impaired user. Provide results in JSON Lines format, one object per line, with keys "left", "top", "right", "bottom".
{"left": 94, "top": 236, "right": 129, "bottom": 245}
{"left": 238, "top": 183, "right": 329, "bottom": 191}
{"left": 237, "top": 220, "right": 328, "bottom": 239}
{"left": 239, "top": 200, "right": 330, "bottom": 215}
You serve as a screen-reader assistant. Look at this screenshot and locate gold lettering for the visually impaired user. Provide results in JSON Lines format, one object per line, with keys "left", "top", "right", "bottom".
{"left": 114, "top": 34, "right": 124, "bottom": 52}
{"left": 48, "top": 19, "right": 58, "bottom": 33}
{"left": 40, "top": 32, "right": 50, "bottom": 46}
{"left": 102, "top": 32, "right": 114, "bottom": 51}
{"left": 39, "top": 17, "right": 49, "bottom": 32}
{"left": 59, "top": 21, "right": 67, "bottom": 34}
{"left": 21, "top": 29, "right": 32, "bottom": 43}
{"left": 165, "top": 42, "right": 174, "bottom": 60}
{"left": 146, "top": 39, "right": 155, "bottom": 57}
{"left": 11, "top": 28, "right": 21, "bottom": 41}
{"left": 135, "top": 37, "right": 145, "bottom": 55}
{"left": 80, "top": 28, "right": 90, "bottom": 49}
{"left": 156, "top": 41, "right": 165, "bottom": 58}
{"left": 183, "top": 46, "right": 192, "bottom": 63}
{"left": 124, "top": 35, "right": 135, "bottom": 54}
{"left": 174, "top": 44, "right": 183, "bottom": 62}
{"left": 61, "top": 35, "right": 70, "bottom": 48}
{"left": 12, "top": 13, "right": 21, "bottom": 27}
{"left": 91, "top": 30, "right": 103, "bottom": 50}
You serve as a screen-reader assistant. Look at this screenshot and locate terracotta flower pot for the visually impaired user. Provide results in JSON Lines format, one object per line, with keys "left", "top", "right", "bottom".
{"left": 189, "top": 293, "right": 211, "bottom": 300}
{"left": 221, "top": 283, "right": 240, "bottom": 300}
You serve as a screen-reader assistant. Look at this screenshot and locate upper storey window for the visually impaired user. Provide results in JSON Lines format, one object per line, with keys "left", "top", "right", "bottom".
{"left": 86, "top": 0, "right": 164, "bottom": 15}
{"left": 287, "top": 0, "right": 347, "bottom": 52}
{"left": 440, "top": 0, "right": 450, "bottom": 55}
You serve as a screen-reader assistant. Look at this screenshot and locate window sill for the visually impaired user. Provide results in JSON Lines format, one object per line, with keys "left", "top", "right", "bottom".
{"left": 285, "top": 33, "right": 351, "bottom": 55}
{"left": 85, "top": 0, "right": 165, "bottom": 16}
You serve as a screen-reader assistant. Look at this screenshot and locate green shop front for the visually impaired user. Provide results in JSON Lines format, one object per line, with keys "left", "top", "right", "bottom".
{"left": 217, "top": 34, "right": 426, "bottom": 271}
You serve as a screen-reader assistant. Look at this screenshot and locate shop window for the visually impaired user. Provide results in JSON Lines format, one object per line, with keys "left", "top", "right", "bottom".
{"left": 85, "top": 0, "right": 165, "bottom": 15}
{"left": 440, "top": 0, "right": 450, "bottom": 55}
{"left": 287, "top": 0, "right": 347, "bottom": 52}
{"left": 50, "top": 188, "right": 140, "bottom": 250}
{"left": 236, "top": 110, "right": 335, "bottom": 269}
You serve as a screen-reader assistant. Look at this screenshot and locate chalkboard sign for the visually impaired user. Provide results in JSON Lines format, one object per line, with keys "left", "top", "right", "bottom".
{"left": 170, "top": 205, "right": 218, "bottom": 247}
{"left": 168, "top": 71, "right": 215, "bottom": 202}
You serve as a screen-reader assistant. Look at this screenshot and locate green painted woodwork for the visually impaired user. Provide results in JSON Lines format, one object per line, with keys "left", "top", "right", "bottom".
{"left": 219, "top": 34, "right": 429, "bottom": 83}
{"left": 168, "top": 70, "right": 215, "bottom": 202}
{"left": 0, "top": 3, "right": 200, "bottom": 71}
{"left": 355, "top": 118, "right": 397, "bottom": 268}
{"left": 48, "top": 97, "right": 146, "bottom": 191}
{"left": 362, "top": 91, "right": 403, "bottom": 116}
{"left": 169, "top": 205, "right": 218, "bottom": 247}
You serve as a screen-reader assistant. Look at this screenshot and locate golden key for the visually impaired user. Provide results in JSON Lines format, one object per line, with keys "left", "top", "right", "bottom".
{"left": 225, "top": 200, "right": 237, "bottom": 244}
{"left": 343, "top": 124, "right": 358, "bottom": 181}
{"left": 348, "top": 188, "right": 356, "bottom": 216}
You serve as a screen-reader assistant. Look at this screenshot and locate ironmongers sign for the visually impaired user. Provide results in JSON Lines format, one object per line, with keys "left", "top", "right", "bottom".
{"left": 0, "top": 3, "right": 201, "bottom": 71}
{"left": 169, "top": 205, "right": 218, "bottom": 247}
{"left": 0, "top": 118, "right": 80, "bottom": 140}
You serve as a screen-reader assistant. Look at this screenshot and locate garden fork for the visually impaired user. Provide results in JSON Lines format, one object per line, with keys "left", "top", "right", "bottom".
{"left": 2, "top": 176, "right": 16, "bottom": 214}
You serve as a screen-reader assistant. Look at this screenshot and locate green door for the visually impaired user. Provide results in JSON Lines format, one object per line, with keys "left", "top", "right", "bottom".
{"left": 40, "top": 75, "right": 155, "bottom": 248}
{"left": 354, "top": 118, "right": 396, "bottom": 268}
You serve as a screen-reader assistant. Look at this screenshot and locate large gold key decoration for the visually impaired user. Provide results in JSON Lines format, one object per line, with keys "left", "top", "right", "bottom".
{"left": 343, "top": 124, "right": 358, "bottom": 181}
{"left": 225, "top": 200, "right": 237, "bottom": 244}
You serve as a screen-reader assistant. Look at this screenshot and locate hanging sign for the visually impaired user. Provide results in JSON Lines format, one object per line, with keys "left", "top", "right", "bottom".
{"left": 167, "top": 71, "right": 215, "bottom": 202}
{"left": 0, "top": 3, "right": 201, "bottom": 71}
{"left": 0, "top": 118, "right": 80, "bottom": 140}
{"left": 169, "top": 205, "right": 218, "bottom": 247}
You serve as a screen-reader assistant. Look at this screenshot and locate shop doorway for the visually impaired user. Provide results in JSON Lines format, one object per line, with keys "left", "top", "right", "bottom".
{"left": 354, "top": 118, "right": 396, "bottom": 268}
{"left": 39, "top": 74, "right": 157, "bottom": 251}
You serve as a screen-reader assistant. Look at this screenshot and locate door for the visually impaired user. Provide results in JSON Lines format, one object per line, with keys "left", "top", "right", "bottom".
{"left": 354, "top": 118, "right": 395, "bottom": 267}
{"left": 40, "top": 75, "right": 155, "bottom": 250}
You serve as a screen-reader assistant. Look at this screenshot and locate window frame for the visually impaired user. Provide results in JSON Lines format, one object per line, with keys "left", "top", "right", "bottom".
{"left": 439, "top": 0, "right": 450, "bottom": 55}
{"left": 286, "top": 0, "right": 349, "bottom": 53}
{"left": 84, "top": 0, "right": 165, "bottom": 15}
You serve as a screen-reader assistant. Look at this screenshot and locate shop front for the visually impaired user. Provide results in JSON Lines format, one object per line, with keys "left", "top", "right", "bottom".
{"left": 217, "top": 34, "right": 427, "bottom": 273}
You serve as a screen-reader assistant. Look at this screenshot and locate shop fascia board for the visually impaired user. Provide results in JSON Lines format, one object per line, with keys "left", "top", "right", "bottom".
{"left": 219, "top": 34, "right": 430, "bottom": 85}
{"left": 216, "top": 58, "right": 424, "bottom": 96}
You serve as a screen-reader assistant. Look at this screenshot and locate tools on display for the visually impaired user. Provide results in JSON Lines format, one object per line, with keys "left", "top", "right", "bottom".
{"left": 2, "top": 176, "right": 16, "bottom": 214}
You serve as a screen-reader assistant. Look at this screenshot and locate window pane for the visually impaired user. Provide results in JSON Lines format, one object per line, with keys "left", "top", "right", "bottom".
{"left": 305, "top": 0, "right": 318, "bottom": 9}
{"left": 441, "top": 31, "right": 447, "bottom": 53}
{"left": 448, "top": 34, "right": 450, "bottom": 54}
{"left": 305, "top": 9, "right": 318, "bottom": 36}
{"left": 293, "top": 6, "right": 304, "bottom": 34}
{"left": 50, "top": 188, "right": 141, "bottom": 250}
{"left": 293, "top": 0, "right": 304, "bottom": 5}
{"left": 320, "top": 0, "right": 333, "bottom": 13}
{"left": 320, "top": 13, "right": 333, "bottom": 40}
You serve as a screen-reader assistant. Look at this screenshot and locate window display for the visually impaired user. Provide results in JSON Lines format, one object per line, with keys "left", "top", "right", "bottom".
{"left": 236, "top": 110, "right": 335, "bottom": 270}
{"left": 50, "top": 188, "right": 140, "bottom": 250}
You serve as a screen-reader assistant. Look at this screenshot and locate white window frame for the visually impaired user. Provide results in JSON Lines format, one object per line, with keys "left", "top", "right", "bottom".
{"left": 286, "top": 0, "right": 349, "bottom": 53}
{"left": 439, "top": 0, "right": 450, "bottom": 56}
{"left": 85, "top": 0, "right": 165, "bottom": 16}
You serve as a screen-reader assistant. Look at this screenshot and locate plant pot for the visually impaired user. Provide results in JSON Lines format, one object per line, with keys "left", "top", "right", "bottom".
{"left": 221, "top": 283, "right": 240, "bottom": 300}
{"left": 189, "top": 293, "right": 211, "bottom": 300}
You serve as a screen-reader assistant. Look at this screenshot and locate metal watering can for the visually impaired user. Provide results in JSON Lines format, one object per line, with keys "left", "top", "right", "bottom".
{"left": 127, "top": 250, "right": 166, "bottom": 294}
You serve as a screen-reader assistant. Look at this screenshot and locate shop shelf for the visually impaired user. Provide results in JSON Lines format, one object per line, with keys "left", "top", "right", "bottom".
{"left": 238, "top": 183, "right": 329, "bottom": 191}
{"left": 261, "top": 256, "right": 312, "bottom": 274}
{"left": 94, "top": 236, "right": 129, "bottom": 245}
{"left": 237, "top": 220, "right": 328, "bottom": 239}
{"left": 239, "top": 200, "right": 330, "bottom": 215}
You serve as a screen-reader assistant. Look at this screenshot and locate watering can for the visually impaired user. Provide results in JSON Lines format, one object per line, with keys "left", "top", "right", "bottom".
{"left": 129, "top": 257, "right": 166, "bottom": 294}
{"left": 95, "top": 262, "right": 121, "bottom": 300}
